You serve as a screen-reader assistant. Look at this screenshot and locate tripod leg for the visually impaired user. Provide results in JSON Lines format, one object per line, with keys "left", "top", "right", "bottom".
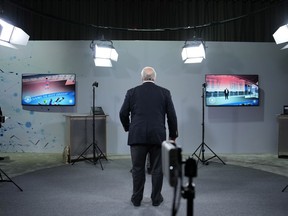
{"left": 192, "top": 143, "right": 208, "bottom": 165}
{"left": 192, "top": 144, "right": 202, "bottom": 164}
{"left": 92, "top": 142, "right": 104, "bottom": 170}
{"left": 203, "top": 143, "right": 226, "bottom": 165}
{"left": 72, "top": 142, "right": 105, "bottom": 170}
{"left": 71, "top": 143, "right": 93, "bottom": 165}
{"left": 95, "top": 141, "right": 108, "bottom": 161}
{"left": 282, "top": 184, "right": 288, "bottom": 192}
{"left": 192, "top": 142, "right": 225, "bottom": 165}
{"left": 0, "top": 168, "right": 23, "bottom": 191}
{"left": 192, "top": 144, "right": 202, "bottom": 156}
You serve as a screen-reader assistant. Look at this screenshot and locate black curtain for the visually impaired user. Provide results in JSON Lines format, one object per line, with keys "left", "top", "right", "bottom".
{"left": 2, "top": 0, "right": 288, "bottom": 41}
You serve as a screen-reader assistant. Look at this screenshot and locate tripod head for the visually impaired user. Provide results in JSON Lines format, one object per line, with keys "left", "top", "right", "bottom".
{"left": 92, "top": 81, "right": 99, "bottom": 87}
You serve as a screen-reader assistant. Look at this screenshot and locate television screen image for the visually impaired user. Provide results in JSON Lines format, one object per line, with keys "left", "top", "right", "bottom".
{"left": 21, "top": 73, "right": 76, "bottom": 106}
{"left": 205, "top": 74, "right": 259, "bottom": 107}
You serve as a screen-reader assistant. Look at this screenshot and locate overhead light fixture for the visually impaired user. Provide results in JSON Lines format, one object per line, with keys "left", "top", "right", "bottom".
{"left": 0, "top": 18, "right": 29, "bottom": 49}
{"left": 182, "top": 40, "right": 206, "bottom": 63}
{"left": 90, "top": 40, "right": 118, "bottom": 67}
{"left": 181, "top": 39, "right": 206, "bottom": 64}
{"left": 273, "top": 24, "right": 288, "bottom": 50}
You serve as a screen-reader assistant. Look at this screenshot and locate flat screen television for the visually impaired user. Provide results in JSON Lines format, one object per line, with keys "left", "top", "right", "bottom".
{"left": 21, "top": 73, "right": 76, "bottom": 106}
{"left": 205, "top": 74, "right": 259, "bottom": 107}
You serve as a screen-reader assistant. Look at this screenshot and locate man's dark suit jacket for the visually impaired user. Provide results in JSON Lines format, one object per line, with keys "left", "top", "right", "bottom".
{"left": 119, "top": 82, "right": 178, "bottom": 146}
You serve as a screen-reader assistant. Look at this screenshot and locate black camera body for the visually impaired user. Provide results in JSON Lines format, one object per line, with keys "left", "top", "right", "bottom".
{"left": 161, "top": 141, "right": 182, "bottom": 187}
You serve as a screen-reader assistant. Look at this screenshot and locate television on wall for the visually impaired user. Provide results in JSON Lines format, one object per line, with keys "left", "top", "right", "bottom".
{"left": 205, "top": 74, "right": 259, "bottom": 107}
{"left": 21, "top": 73, "right": 76, "bottom": 106}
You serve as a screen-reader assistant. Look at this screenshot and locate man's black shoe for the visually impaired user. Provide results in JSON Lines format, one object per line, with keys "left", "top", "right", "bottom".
{"left": 131, "top": 198, "right": 141, "bottom": 207}
{"left": 152, "top": 197, "right": 163, "bottom": 206}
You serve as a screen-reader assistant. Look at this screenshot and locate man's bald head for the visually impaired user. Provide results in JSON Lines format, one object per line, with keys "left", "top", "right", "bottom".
{"left": 141, "top": 66, "right": 157, "bottom": 82}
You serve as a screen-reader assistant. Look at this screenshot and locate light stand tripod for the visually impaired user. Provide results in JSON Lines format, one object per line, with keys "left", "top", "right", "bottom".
{"left": 72, "top": 82, "right": 107, "bottom": 169}
{"left": 282, "top": 184, "right": 288, "bottom": 192}
{"left": 0, "top": 167, "right": 23, "bottom": 191}
{"left": 192, "top": 83, "right": 225, "bottom": 165}
{"left": 0, "top": 112, "right": 23, "bottom": 191}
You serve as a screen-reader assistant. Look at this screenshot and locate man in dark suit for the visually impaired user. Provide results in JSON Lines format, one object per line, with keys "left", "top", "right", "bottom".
{"left": 224, "top": 88, "right": 229, "bottom": 100}
{"left": 119, "top": 66, "right": 178, "bottom": 207}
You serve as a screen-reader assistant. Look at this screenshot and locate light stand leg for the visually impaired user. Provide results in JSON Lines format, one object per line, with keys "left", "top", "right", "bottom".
{"left": 0, "top": 168, "right": 23, "bottom": 191}
{"left": 192, "top": 83, "right": 225, "bottom": 165}
{"left": 282, "top": 184, "right": 288, "bottom": 192}
{"left": 0, "top": 110, "right": 23, "bottom": 191}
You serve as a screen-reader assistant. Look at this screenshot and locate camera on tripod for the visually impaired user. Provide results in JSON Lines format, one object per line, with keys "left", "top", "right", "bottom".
{"left": 162, "top": 140, "right": 197, "bottom": 216}
{"left": 162, "top": 140, "right": 197, "bottom": 185}
{"left": 162, "top": 140, "right": 182, "bottom": 187}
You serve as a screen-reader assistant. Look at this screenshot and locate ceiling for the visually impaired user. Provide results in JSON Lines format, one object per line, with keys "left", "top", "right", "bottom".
{"left": 1, "top": 0, "right": 288, "bottom": 42}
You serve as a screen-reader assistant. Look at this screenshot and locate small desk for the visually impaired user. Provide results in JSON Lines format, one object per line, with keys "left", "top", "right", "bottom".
{"left": 65, "top": 114, "right": 108, "bottom": 163}
{"left": 278, "top": 115, "right": 288, "bottom": 158}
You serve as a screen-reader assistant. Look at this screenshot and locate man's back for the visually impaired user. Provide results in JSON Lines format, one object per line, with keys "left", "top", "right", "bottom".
{"left": 120, "top": 82, "right": 177, "bottom": 145}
